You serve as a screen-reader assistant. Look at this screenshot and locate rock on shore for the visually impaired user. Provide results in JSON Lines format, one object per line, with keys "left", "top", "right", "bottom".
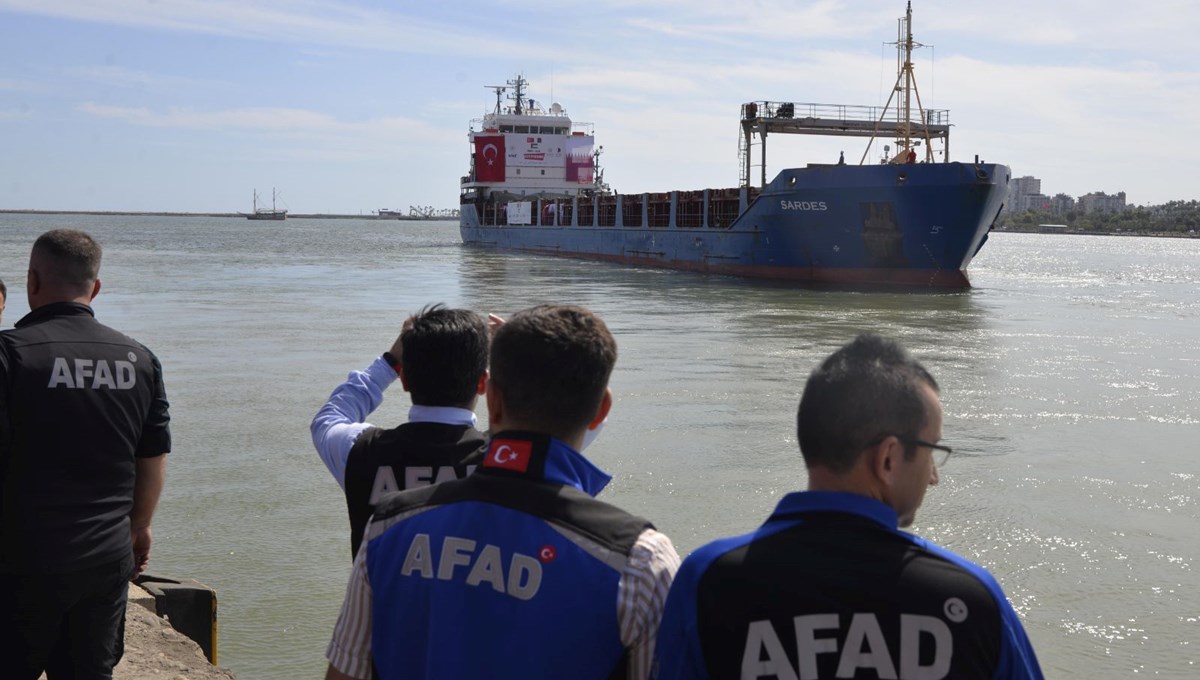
{"left": 39, "top": 583, "right": 237, "bottom": 679}
{"left": 116, "top": 584, "right": 238, "bottom": 679}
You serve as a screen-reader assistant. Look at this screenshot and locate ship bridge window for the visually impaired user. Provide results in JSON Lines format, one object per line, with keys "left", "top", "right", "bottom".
{"left": 515, "top": 125, "right": 530, "bottom": 133}
{"left": 500, "top": 125, "right": 513, "bottom": 132}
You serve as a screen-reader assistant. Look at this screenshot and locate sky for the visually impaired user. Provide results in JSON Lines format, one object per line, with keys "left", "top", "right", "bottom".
{"left": 1, "top": 0, "right": 1197, "bottom": 213}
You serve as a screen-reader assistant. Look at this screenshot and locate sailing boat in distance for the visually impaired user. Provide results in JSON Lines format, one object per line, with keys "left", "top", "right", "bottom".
{"left": 245, "top": 188, "right": 288, "bottom": 220}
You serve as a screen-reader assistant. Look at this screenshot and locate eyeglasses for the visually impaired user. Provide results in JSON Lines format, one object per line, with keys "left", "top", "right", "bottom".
{"left": 898, "top": 437, "right": 953, "bottom": 467}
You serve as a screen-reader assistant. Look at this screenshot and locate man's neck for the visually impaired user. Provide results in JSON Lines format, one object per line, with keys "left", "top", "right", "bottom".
{"left": 491, "top": 420, "right": 585, "bottom": 451}
{"left": 31, "top": 294, "right": 93, "bottom": 311}
{"left": 806, "top": 465, "right": 884, "bottom": 502}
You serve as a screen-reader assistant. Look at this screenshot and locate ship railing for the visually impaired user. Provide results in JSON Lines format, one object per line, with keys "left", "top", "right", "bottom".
{"left": 469, "top": 118, "right": 595, "bottom": 136}
{"left": 473, "top": 187, "right": 760, "bottom": 230}
{"left": 742, "top": 101, "right": 949, "bottom": 128}
{"left": 676, "top": 190, "right": 705, "bottom": 228}
{"left": 647, "top": 192, "right": 672, "bottom": 228}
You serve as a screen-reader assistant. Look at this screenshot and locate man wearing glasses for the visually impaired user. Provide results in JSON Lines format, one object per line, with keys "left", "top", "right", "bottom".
{"left": 653, "top": 334, "right": 1043, "bottom": 679}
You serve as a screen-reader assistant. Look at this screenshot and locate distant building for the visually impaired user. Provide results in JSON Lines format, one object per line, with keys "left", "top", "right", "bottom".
{"left": 1049, "top": 193, "right": 1076, "bottom": 215}
{"left": 1019, "top": 193, "right": 1051, "bottom": 212}
{"left": 1010, "top": 175, "right": 1041, "bottom": 197}
{"left": 1003, "top": 176, "right": 1129, "bottom": 219}
{"left": 1078, "top": 191, "right": 1127, "bottom": 214}
{"left": 1007, "top": 176, "right": 1041, "bottom": 213}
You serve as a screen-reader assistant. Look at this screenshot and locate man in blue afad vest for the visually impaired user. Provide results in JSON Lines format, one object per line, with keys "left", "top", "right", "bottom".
{"left": 325, "top": 304, "right": 680, "bottom": 680}
{"left": 653, "top": 334, "right": 1043, "bottom": 680}
{"left": 1, "top": 229, "right": 171, "bottom": 678}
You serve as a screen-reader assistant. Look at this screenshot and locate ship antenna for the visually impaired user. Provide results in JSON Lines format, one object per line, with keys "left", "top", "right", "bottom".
{"left": 509, "top": 75, "right": 527, "bottom": 116}
{"left": 486, "top": 85, "right": 508, "bottom": 115}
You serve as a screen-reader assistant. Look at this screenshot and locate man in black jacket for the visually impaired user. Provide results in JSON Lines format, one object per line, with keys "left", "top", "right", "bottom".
{"left": 1, "top": 229, "right": 171, "bottom": 678}
{"left": 311, "top": 304, "right": 490, "bottom": 558}
{"left": 654, "top": 334, "right": 1043, "bottom": 679}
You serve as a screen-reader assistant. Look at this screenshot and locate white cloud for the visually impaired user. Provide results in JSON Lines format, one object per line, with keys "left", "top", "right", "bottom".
{"left": 65, "top": 65, "right": 226, "bottom": 92}
{"left": 0, "top": 0, "right": 555, "bottom": 59}
{"left": 0, "top": 77, "right": 53, "bottom": 93}
{"left": 74, "top": 101, "right": 461, "bottom": 162}
{"left": 80, "top": 102, "right": 409, "bottom": 131}
{"left": 0, "top": 108, "right": 35, "bottom": 120}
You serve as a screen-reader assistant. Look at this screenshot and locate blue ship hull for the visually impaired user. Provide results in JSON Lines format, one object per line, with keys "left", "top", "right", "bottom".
{"left": 460, "top": 162, "right": 1009, "bottom": 287}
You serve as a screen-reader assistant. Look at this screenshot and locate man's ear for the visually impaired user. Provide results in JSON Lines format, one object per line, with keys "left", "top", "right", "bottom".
{"left": 588, "top": 388, "right": 613, "bottom": 430}
{"left": 475, "top": 369, "right": 488, "bottom": 396}
{"left": 88, "top": 278, "right": 101, "bottom": 302}
{"left": 871, "top": 436, "right": 902, "bottom": 487}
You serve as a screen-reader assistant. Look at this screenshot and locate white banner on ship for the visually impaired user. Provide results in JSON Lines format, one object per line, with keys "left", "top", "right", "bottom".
{"left": 506, "top": 202, "right": 532, "bottom": 225}
{"left": 506, "top": 134, "right": 567, "bottom": 168}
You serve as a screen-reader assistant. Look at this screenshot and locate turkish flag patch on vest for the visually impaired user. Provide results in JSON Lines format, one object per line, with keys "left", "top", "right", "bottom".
{"left": 483, "top": 438, "right": 533, "bottom": 473}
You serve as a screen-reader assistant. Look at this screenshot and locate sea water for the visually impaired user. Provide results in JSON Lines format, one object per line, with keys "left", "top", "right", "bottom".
{"left": 1, "top": 214, "right": 1197, "bottom": 677}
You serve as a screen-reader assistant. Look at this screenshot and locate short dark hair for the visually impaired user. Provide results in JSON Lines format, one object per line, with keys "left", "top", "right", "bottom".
{"left": 401, "top": 305, "right": 489, "bottom": 407}
{"left": 490, "top": 305, "right": 616, "bottom": 437}
{"left": 797, "top": 334, "right": 938, "bottom": 473}
{"left": 32, "top": 229, "right": 102, "bottom": 293}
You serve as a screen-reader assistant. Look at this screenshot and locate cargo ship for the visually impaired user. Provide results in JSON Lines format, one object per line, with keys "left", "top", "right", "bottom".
{"left": 459, "top": 3, "right": 1009, "bottom": 287}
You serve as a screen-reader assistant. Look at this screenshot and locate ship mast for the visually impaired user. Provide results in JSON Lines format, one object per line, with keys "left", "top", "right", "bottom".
{"left": 738, "top": 2, "right": 951, "bottom": 179}
{"left": 892, "top": 1, "right": 934, "bottom": 161}
{"left": 899, "top": 3, "right": 913, "bottom": 155}
{"left": 510, "top": 75, "right": 527, "bottom": 115}
{"left": 485, "top": 76, "right": 530, "bottom": 117}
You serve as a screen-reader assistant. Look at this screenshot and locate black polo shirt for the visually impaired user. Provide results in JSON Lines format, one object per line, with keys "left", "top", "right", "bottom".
{"left": 0, "top": 302, "right": 171, "bottom": 574}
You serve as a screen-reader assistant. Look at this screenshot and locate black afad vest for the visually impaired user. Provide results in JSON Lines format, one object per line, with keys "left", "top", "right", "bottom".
{"left": 342, "top": 422, "right": 486, "bottom": 558}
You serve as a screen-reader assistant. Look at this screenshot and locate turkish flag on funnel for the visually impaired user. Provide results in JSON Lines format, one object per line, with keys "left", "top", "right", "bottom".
{"left": 474, "top": 136, "right": 506, "bottom": 182}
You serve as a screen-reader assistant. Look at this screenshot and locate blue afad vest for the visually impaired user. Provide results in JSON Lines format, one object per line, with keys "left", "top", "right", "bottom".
{"left": 653, "top": 492, "right": 1044, "bottom": 680}
{"left": 365, "top": 431, "right": 652, "bottom": 679}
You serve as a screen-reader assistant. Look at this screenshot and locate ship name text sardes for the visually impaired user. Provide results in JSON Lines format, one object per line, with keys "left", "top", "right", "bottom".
{"left": 780, "top": 200, "right": 828, "bottom": 211}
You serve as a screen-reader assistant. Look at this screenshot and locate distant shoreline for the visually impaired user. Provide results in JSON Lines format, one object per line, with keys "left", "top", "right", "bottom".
{"left": 0, "top": 209, "right": 457, "bottom": 221}
{"left": 1, "top": 210, "right": 1192, "bottom": 236}
{"left": 994, "top": 227, "right": 1198, "bottom": 239}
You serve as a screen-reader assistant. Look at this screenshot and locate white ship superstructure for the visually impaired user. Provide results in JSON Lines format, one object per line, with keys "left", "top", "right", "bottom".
{"left": 463, "top": 76, "right": 596, "bottom": 199}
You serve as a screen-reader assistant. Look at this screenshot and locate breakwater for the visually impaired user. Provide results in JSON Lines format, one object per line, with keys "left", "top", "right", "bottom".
{"left": 0, "top": 209, "right": 455, "bottom": 220}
